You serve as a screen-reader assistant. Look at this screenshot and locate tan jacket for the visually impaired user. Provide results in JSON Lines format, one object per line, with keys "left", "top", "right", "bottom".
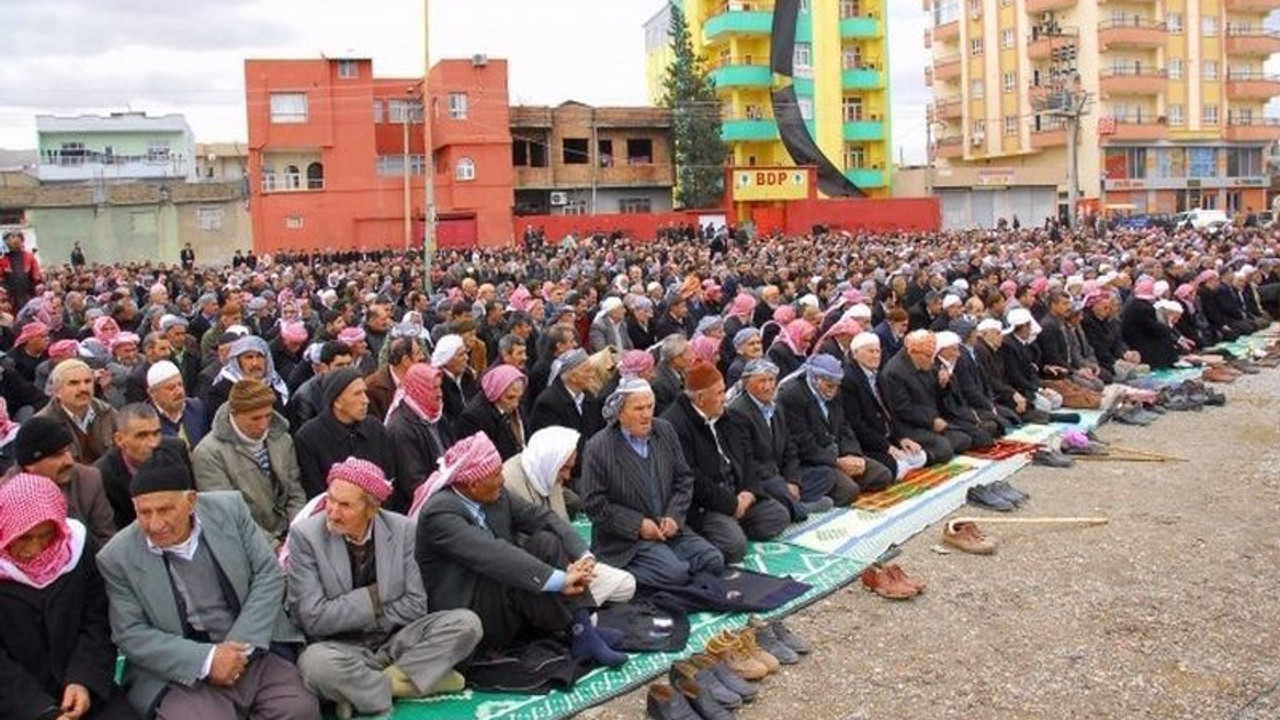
{"left": 34, "top": 398, "right": 118, "bottom": 465}
{"left": 501, "top": 454, "right": 569, "bottom": 521}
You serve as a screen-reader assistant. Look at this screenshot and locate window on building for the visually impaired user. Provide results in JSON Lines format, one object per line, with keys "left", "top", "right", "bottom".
{"left": 563, "top": 138, "right": 589, "bottom": 164}
{"left": 1231, "top": 107, "right": 1254, "bottom": 125}
{"left": 1168, "top": 59, "right": 1183, "bottom": 80}
{"left": 1203, "top": 60, "right": 1218, "bottom": 81}
{"left": 1227, "top": 147, "right": 1263, "bottom": 176}
{"left": 1003, "top": 115, "right": 1018, "bottom": 135}
{"left": 1202, "top": 16, "right": 1218, "bottom": 36}
{"left": 846, "top": 145, "right": 866, "bottom": 169}
{"left": 970, "top": 37, "right": 984, "bottom": 55}
{"left": 798, "top": 97, "right": 814, "bottom": 120}
{"left": 1204, "top": 104, "right": 1220, "bottom": 124}
{"left": 794, "top": 42, "right": 812, "bottom": 68}
{"left": 840, "top": 0, "right": 860, "bottom": 18}
{"left": 968, "top": 0, "right": 981, "bottom": 17}
{"left": 562, "top": 199, "right": 588, "bottom": 216}
{"left": 971, "top": 79, "right": 985, "bottom": 98}
{"left": 1167, "top": 13, "right": 1182, "bottom": 33}
{"left": 598, "top": 139, "right": 614, "bottom": 167}
{"left": 286, "top": 215, "right": 304, "bottom": 229}
{"left": 1003, "top": 71, "right": 1017, "bottom": 93}
{"left": 1189, "top": 147, "right": 1217, "bottom": 177}
{"left": 410, "top": 155, "right": 426, "bottom": 175}
{"left": 843, "top": 46, "right": 862, "bottom": 69}
{"left": 1126, "top": 148, "right": 1147, "bottom": 179}
{"left": 448, "top": 93, "right": 468, "bottom": 120}
{"left": 197, "top": 207, "right": 223, "bottom": 232}
{"left": 146, "top": 141, "right": 171, "bottom": 163}
{"left": 261, "top": 163, "right": 277, "bottom": 192}
{"left": 372, "top": 100, "right": 384, "bottom": 123}
{"left": 619, "top": 197, "right": 653, "bottom": 214}
{"left": 972, "top": 119, "right": 986, "bottom": 137}
{"left": 388, "top": 99, "right": 424, "bottom": 124}
{"left": 843, "top": 96, "right": 864, "bottom": 122}
{"left": 626, "top": 138, "right": 654, "bottom": 165}
{"left": 338, "top": 60, "right": 359, "bottom": 79}
{"left": 270, "top": 93, "right": 308, "bottom": 124}
{"left": 306, "top": 162, "right": 324, "bottom": 190}
{"left": 1168, "top": 104, "right": 1184, "bottom": 126}
{"left": 1001, "top": 28, "right": 1015, "bottom": 49}
{"left": 284, "top": 164, "right": 301, "bottom": 190}
{"left": 455, "top": 157, "right": 475, "bottom": 181}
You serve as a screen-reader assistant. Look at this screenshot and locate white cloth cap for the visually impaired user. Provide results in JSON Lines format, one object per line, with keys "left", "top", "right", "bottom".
{"left": 851, "top": 332, "right": 880, "bottom": 351}
{"left": 977, "top": 318, "right": 1003, "bottom": 334}
{"left": 935, "top": 331, "right": 961, "bottom": 352}
{"left": 431, "top": 334, "right": 466, "bottom": 368}
{"left": 845, "top": 303, "right": 873, "bottom": 320}
{"left": 942, "top": 294, "right": 962, "bottom": 309}
{"left": 1006, "top": 308, "right": 1034, "bottom": 328}
{"left": 146, "top": 360, "right": 182, "bottom": 388}
{"left": 1155, "top": 300, "right": 1184, "bottom": 315}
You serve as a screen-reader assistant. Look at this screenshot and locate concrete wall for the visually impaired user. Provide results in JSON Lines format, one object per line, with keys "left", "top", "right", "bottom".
{"left": 27, "top": 200, "right": 251, "bottom": 267}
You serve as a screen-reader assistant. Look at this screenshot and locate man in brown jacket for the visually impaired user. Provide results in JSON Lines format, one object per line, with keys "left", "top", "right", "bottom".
{"left": 34, "top": 358, "right": 118, "bottom": 464}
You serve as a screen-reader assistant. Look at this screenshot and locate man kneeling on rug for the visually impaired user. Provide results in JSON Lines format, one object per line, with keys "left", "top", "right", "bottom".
{"left": 413, "top": 432, "right": 627, "bottom": 667}
{"left": 286, "top": 458, "right": 482, "bottom": 719}
{"left": 580, "top": 378, "right": 727, "bottom": 588}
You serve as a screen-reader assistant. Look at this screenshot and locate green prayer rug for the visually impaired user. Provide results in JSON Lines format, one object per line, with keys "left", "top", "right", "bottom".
{"left": 376, "top": 542, "right": 862, "bottom": 720}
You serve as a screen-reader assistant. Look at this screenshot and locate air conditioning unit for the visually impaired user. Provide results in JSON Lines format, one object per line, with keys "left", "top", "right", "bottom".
{"left": 471, "top": 54, "right": 489, "bottom": 67}
{"left": 549, "top": 191, "right": 568, "bottom": 206}
{"left": 971, "top": 134, "right": 986, "bottom": 146}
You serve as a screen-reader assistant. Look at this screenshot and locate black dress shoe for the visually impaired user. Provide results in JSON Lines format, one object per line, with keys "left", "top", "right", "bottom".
{"left": 990, "top": 480, "right": 1029, "bottom": 505}
{"left": 674, "top": 677, "right": 736, "bottom": 720}
{"left": 967, "top": 485, "right": 1014, "bottom": 511}
{"left": 648, "top": 683, "right": 702, "bottom": 720}
{"left": 1032, "top": 449, "right": 1076, "bottom": 468}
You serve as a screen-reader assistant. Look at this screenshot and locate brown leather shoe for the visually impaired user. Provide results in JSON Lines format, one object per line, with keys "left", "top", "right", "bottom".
{"left": 942, "top": 521, "right": 997, "bottom": 555}
{"left": 860, "top": 566, "right": 917, "bottom": 600}
{"left": 1203, "top": 365, "right": 1236, "bottom": 383}
{"left": 732, "top": 628, "right": 780, "bottom": 674}
{"left": 705, "top": 634, "right": 769, "bottom": 680}
{"left": 884, "top": 563, "right": 926, "bottom": 593}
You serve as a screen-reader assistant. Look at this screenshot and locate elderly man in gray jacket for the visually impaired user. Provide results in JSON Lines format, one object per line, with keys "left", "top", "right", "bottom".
{"left": 287, "top": 457, "right": 482, "bottom": 719}
{"left": 96, "top": 445, "right": 318, "bottom": 720}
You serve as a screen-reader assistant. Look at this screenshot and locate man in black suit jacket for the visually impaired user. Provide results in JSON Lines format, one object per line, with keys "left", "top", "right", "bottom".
{"left": 415, "top": 432, "right": 625, "bottom": 665}
{"left": 841, "top": 333, "right": 928, "bottom": 480}
{"left": 579, "top": 379, "right": 724, "bottom": 588}
{"left": 725, "top": 360, "right": 838, "bottom": 521}
{"left": 879, "top": 330, "right": 972, "bottom": 464}
{"left": 661, "top": 362, "right": 789, "bottom": 563}
{"left": 934, "top": 332, "right": 996, "bottom": 448}
{"left": 776, "top": 355, "right": 892, "bottom": 505}
{"left": 529, "top": 349, "right": 603, "bottom": 476}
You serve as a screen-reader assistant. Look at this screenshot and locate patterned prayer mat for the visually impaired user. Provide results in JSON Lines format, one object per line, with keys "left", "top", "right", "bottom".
{"left": 376, "top": 542, "right": 863, "bottom": 720}
{"left": 964, "top": 439, "right": 1042, "bottom": 461}
{"left": 853, "top": 460, "right": 974, "bottom": 512}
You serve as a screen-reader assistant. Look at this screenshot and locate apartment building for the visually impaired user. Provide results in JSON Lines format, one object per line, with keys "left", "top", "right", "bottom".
{"left": 245, "top": 55, "right": 514, "bottom": 251}
{"left": 646, "top": 0, "right": 892, "bottom": 198}
{"left": 36, "top": 112, "right": 197, "bottom": 183}
{"left": 511, "top": 102, "right": 675, "bottom": 216}
{"left": 926, "top": 0, "right": 1279, "bottom": 226}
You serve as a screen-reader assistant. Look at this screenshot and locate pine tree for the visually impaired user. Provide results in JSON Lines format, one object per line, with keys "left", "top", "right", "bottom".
{"left": 659, "top": 3, "right": 728, "bottom": 210}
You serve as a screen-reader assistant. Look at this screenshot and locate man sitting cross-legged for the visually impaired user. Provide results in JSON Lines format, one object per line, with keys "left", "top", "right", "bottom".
{"left": 413, "top": 432, "right": 627, "bottom": 667}
{"left": 287, "top": 458, "right": 482, "bottom": 719}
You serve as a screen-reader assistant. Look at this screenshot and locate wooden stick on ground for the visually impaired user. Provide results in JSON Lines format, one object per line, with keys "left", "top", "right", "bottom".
{"left": 1101, "top": 445, "right": 1189, "bottom": 462}
{"left": 947, "top": 516, "right": 1109, "bottom": 534}
{"left": 1074, "top": 454, "right": 1172, "bottom": 463}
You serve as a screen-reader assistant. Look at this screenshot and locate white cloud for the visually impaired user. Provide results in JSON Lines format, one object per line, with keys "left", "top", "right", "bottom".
{"left": 0, "top": 0, "right": 929, "bottom": 165}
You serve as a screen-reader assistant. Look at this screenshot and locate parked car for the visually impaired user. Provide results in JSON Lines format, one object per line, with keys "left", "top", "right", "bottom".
{"left": 1114, "top": 213, "right": 1175, "bottom": 232}
{"left": 1174, "top": 209, "right": 1230, "bottom": 232}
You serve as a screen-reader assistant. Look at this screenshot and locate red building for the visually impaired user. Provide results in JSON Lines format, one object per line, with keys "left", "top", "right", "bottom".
{"left": 245, "top": 55, "right": 514, "bottom": 252}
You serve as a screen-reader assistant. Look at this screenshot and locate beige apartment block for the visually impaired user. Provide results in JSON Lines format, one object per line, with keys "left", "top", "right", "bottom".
{"left": 924, "top": 0, "right": 1278, "bottom": 227}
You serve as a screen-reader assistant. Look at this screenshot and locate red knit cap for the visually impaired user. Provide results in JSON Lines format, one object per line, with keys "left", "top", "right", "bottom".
{"left": 684, "top": 361, "right": 723, "bottom": 394}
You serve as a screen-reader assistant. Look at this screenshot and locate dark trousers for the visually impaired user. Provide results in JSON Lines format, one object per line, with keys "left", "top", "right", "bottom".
{"left": 695, "top": 497, "right": 791, "bottom": 563}
{"left": 626, "top": 534, "right": 725, "bottom": 588}
{"left": 902, "top": 428, "right": 969, "bottom": 464}
{"left": 855, "top": 457, "right": 895, "bottom": 493}
{"left": 470, "top": 576, "right": 574, "bottom": 651}
{"left": 88, "top": 693, "right": 141, "bottom": 720}
{"left": 797, "top": 465, "right": 858, "bottom": 505}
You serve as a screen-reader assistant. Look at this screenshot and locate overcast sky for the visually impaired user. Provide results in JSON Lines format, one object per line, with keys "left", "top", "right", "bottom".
{"left": 0, "top": 0, "right": 930, "bottom": 163}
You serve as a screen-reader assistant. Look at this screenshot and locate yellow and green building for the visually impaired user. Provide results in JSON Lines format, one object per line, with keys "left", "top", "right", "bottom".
{"left": 644, "top": 0, "right": 893, "bottom": 197}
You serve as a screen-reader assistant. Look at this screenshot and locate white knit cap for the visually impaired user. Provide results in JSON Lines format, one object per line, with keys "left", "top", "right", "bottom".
{"left": 851, "top": 332, "right": 880, "bottom": 351}
{"left": 146, "top": 360, "right": 182, "bottom": 388}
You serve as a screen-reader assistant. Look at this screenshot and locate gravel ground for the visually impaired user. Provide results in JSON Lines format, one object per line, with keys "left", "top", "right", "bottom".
{"left": 583, "top": 369, "right": 1280, "bottom": 720}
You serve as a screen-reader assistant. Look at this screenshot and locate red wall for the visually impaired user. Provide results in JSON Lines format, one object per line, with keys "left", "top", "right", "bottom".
{"left": 507, "top": 197, "right": 941, "bottom": 246}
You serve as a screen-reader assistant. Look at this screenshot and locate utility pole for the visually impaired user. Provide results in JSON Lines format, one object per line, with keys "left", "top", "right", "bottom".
{"left": 1034, "top": 69, "right": 1090, "bottom": 230}
{"left": 402, "top": 93, "right": 412, "bottom": 251}
{"left": 422, "top": 0, "right": 437, "bottom": 294}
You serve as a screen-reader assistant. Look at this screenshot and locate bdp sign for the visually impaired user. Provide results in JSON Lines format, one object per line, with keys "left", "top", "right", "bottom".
{"left": 731, "top": 167, "right": 812, "bottom": 201}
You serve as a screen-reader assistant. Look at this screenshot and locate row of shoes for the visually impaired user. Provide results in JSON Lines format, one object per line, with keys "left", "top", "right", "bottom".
{"left": 646, "top": 617, "right": 812, "bottom": 719}
{"left": 1157, "top": 380, "right": 1226, "bottom": 411}
{"left": 1031, "top": 447, "right": 1077, "bottom": 467}
{"left": 966, "top": 480, "right": 1030, "bottom": 511}
{"left": 859, "top": 563, "right": 927, "bottom": 601}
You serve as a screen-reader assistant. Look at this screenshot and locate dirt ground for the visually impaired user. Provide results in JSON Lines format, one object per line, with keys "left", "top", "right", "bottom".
{"left": 585, "top": 370, "right": 1280, "bottom": 720}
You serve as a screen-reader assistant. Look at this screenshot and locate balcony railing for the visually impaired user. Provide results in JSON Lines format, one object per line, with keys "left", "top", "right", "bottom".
{"left": 1098, "top": 18, "right": 1167, "bottom": 48}
{"left": 262, "top": 174, "right": 324, "bottom": 192}
{"left": 1225, "top": 29, "right": 1280, "bottom": 55}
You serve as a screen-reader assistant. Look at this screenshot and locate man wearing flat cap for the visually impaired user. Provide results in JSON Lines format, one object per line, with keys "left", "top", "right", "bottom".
{"left": 193, "top": 380, "right": 306, "bottom": 544}
{"left": 97, "top": 446, "right": 319, "bottom": 720}
{"left": 287, "top": 458, "right": 482, "bottom": 719}
{"left": 8, "top": 414, "right": 117, "bottom": 546}
{"left": 35, "top": 359, "right": 119, "bottom": 465}
{"left": 294, "top": 368, "right": 394, "bottom": 498}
